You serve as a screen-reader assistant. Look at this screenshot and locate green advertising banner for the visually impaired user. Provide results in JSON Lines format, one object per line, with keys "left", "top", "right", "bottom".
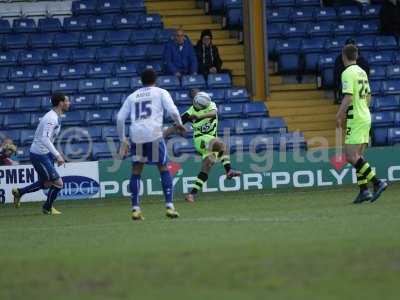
{"left": 98, "top": 146, "right": 400, "bottom": 198}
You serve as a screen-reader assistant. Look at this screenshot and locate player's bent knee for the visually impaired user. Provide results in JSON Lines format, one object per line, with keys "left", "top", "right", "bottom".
{"left": 52, "top": 179, "right": 63, "bottom": 189}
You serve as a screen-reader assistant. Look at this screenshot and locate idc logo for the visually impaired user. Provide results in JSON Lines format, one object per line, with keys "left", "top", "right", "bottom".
{"left": 58, "top": 176, "right": 100, "bottom": 200}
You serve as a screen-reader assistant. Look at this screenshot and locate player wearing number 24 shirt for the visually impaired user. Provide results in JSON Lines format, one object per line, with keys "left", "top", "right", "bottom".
{"left": 336, "top": 44, "right": 387, "bottom": 204}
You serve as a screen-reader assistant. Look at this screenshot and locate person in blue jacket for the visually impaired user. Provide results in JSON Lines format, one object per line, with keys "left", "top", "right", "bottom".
{"left": 163, "top": 28, "right": 198, "bottom": 77}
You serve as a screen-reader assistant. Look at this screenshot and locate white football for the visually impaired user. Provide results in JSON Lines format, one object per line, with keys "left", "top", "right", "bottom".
{"left": 193, "top": 92, "right": 211, "bottom": 109}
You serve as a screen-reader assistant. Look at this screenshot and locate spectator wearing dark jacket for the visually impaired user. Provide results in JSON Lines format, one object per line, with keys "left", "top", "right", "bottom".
{"left": 195, "top": 29, "right": 223, "bottom": 77}
{"left": 163, "top": 28, "right": 198, "bottom": 77}
{"left": 333, "top": 39, "right": 370, "bottom": 103}
{"left": 380, "top": 0, "right": 400, "bottom": 41}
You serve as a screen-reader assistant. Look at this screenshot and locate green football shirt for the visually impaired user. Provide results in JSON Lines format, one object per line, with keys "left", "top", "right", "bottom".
{"left": 341, "top": 64, "right": 371, "bottom": 126}
{"left": 185, "top": 101, "right": 218, "bottom": 138}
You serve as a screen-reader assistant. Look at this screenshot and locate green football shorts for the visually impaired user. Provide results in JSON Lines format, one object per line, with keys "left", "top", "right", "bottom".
{"left": 345, "top": 122, "right": 371, "bottom": 145}
{"left": 194, "top": 134, "right": 217, "bottom": 159}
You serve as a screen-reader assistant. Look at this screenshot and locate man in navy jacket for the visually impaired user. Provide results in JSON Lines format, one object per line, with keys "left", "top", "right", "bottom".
{"left": 163, "top": 28, "right": 198, "bottom": 77}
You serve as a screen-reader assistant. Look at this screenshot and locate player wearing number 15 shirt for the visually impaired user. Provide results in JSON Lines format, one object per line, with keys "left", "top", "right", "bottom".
{"left": 336, "top": 44, "right": 387, "bottom": 204}
{"left": 116, "top": 69, "right": 186, "bottom": 221}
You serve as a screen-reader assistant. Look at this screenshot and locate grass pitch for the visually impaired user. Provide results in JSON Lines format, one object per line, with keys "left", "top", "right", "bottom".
{"left": 1, "top": 184, "right": 400, "bottom": 300}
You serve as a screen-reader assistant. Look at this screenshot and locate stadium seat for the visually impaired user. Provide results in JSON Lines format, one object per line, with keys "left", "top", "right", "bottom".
{"left": 102, "top": 126, "right": 119, "bottom": 141}
{"left": 12, "top": 18, "right": 36, "bottom": 33}
{"left": 333, "top": 21, "right": 358, "bottom": 36}
{"left": 97, "top": 0, "right": 122, "bottom": 14}
{"left": 372, "top": 128, "right": 388, "bottom": 146}
{"left": 362, "top": 5, "right": 381, "bottom": 19}
{"left": 139, "top": 14, "right": 162, "bottom": 29}
{"left": 121, "top": 45, "right": 147, "bottom": 61}
{"left": 137, "top": 62, "right": 162, "bottom": 74}
{"left": 61, "top": 110, "right": 86, "bottom": 126}
{"left": 368, "top": 52, "right": 393, "bottom": 66}
{"left": 291, "top": 7, "right": 314, "bottom": 22}
{"left": 279, "top": 132, "right": 307, "bottom": 150}
{"left": 4, "top": 34, "right": 29, "bottom": 49}
{"left": 45, "top": 49, "right": 71, "bottom": 64}
{"left": 0, "top": 82, "right": 25, "bottom": 97}
{"left": 369, "top": 66, "right": 386, "bottom": 81}
{"left": 0, "top": 98, "right": 14, "bottom": 113}
{"left": 130, "top": 76, "right": 143, "bottom": 90}
{"left": 0, "top": 67, "right": 8, "bottom": 82}
{"left": 114, "top": 62, "right": 137, "bottom": 77}
{"left": 156, "top": 75, "right": 180, "bottom": 90}
{"left": 282, "top": 23, "right": 307, "bottom": 38}
{"left": 324, "top": 37, "right": 348, "bottom": 52}
{"left": 147, "top": 44, "right": 165, "bottom": 60}
{"left": 244, "top": 102, "right": 268, "bottom": 117}
{"left": 235, "top": 118, "right": 262, "bottom": 134}
{"left": 278, "top": 54, "right": 299, "bottom": 74}
{"left": 261, "top": 117, "right": 287, "bottom": 133}
{"left": 395, "top": 112, "right": 400, "bottom": 127}
{"left": 307, "top": 22, "right": 333, "bottom": 37}
{"left": 85, "top": 127, "right": 103, "bottom": 142}
{"left": 18, "top": 50, "right": 44, "bottom": 65}
{"left": 14, "top": 146, "right": 30, "bottom": 162}
{"left": 217, "top": 119, "right": 235, "bottom": 135}
{"left": 0, "top": 129, "right": 20, "bottom": 143}
{"left": 219, "top": 103, "right": 243, "bottom": 118}
{"left": 104, "top": 77, "right": 131, "bottom": 93}
{"left": 370, "top": 80, "right": 382, "bottom": 95}
{"left": 61, "top": 64, "right": 87, "bottom": 80}
{"left": 4, "top": 113, "right": 31, "bottom": 129}
{"left": 296, "top": 0, "right": 320, "bottom": 6}
{"left": 122, "top": 0, "right": 146, "bottom": 13}
{"left": 314, "top": 7, "right": 337, "bottom": 21}
{"left": 359, "top": 21, "right": 379, "bottom": 35}
{"left": 96, "top": 46, "right": 122, "bottom": 62}
{"left": 355, "top": 36, "right": 375, "bottom": 52}
{"left": 155, "top": 29, "right": 174, "bottom": 43}
{"left": 267, "top": 23, "right": 283, "bottom": 39}
{"left": 388, "top": 128, "right": 400, "bottom": 145}
{"left": 72, "top": 0, "right": 97, "bottom": 15}
{"left": 267, "top": 8, "right": 292, "bottom": 23}
{"left": 40, "top": 98, "right": 52, "bottom": 111}
{"left": 15, "top": 97, "right": 42, "bottom": 112}
{"left": 172, "top": 139, "right": 196, "bottom": 157}
{"left": 34, "top": 65, "right": 60, "bottom": 81}
{"left": 63, "top": 143, "right": 92, "bottom": 160}
{"left": 174, "top": 90, "right": 192, "bottom": 105}
{"left": 371, "top": 96, "right": 400, "bottom": 112}
{"left": 20, "top": 129, "right": 35, "bottom": 145}
{"left": 275, "top": 39, "right": 301, "bottom": 54}
{"left": 387, "top": 65, "right": 400, "bottom": 80}
{"left": 0, "top": 19, "right": 11, "bottom": 34}
{"left": 337, "top": 6, "right": 361, "bottom": 20}
{"left": 87, "top": 15, "right": 114, "bottom": 31}
{"left": 92, "top": 142, "right": 113, "bottom": 160}
{"left": 181, "top": 75, "right": 206, "bottom": 89}
{"left": 70, "top": 94, "right": 96, "bottom": 109}
{"left": 0, "top": 51, "right": 18, "bottom": 67}
{"left": 208, "top": 73, "right": 231, "bottom": 88}
{"left": 105, "top": 30, "right": 132, "bottom": 46}
{"left": 226, "top": 8, "right": 243, "bottom": 29}
{"left": 96, "top": 94, "right": 123, "bottom": 108}
{"left": 30, "top": 33, "right": 54, "bottom": 49}
{"left": 52, "top": 80, "right": 79, "bottom": 94}
{"left": 25, "top": 81, "right": 51, "bottom": 96}
{"left": 204, "top": 89, "right": 225, "bottom": 104}
{"left": 71, "top": 48, "right": 96, "bottom": 63}
{"left": 383, "top": 80, "right": 400, "bottom": 95}
{"left": 79, "top": 79, "right": 105, "bottom": 94}
{"left": 372, "top": 112, "right": 395, "bottom": 127}
{"left": 30, "top": 112, "right": 44, "bottom": 127}
{"left": 9, "top": 66, "right": 34, "bottom": 82}
{"left": 54, "top": 32, "right": 80, "bottom": 48}
{"left": 113, "top": 14, "right": 139, "bottom": 30}
{"left": 80, "top": 31, "right": 106, "bottom": 47}
{"left": 87, "top": 63, "right": 114, "bottom": 78}
{"left": 38, "top": 18, "right": 62, "bottom": 33}
{"left": 375, "top": 36, "right": 398, "bottom": 51}
{"left": 86, "top": 109, "right": 114, "bottom": 125}
{"left": 131, "top": 30, "right": 156, "bottom": 44}
{"left": 226, "top": 88, "right": 249, "bottom": 103}
{"left": 63, "top": 16, "right": 89, "bottom": 32}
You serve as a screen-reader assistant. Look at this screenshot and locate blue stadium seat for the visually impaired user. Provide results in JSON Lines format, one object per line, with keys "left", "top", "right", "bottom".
{"left": 394, "top": 52, "right": 400, "bottom": 65}
{"left": 369, "top": 66, "right": 386, "bottom": 81}
{"left": 282, "top": 23, "right": 307, "bottom": 38}
{"left": 314, "top": 7, "right": 337, "bottom": 21}
{"left": 0, "top": 19, "right": 11, "bottom": 34}
{"left": 54, "top": 32, "right": 80, "bottom": 48}
{"left": 272, "top": 0, "right": 295, "bottom": 7}
{"left": 96, "top": 46, "right": 122, "bottom": 62}
{"left": 368, "top": 52, "right": 393, "bottom": 66}
{"left": 85, "top": 127, "right": 103, "bottom": 142}
{"left": 40, "top": 98, "right": 52, "bottom": 111}
{"left": 30, "top": 33, "right": 54, "bottom": 49}
{"left": 204, "top": 89, "right": 225, "bottom": 104}
{"left": 20, "top": 129, "right": 36, "bottom": 145}
{"left": 244, "top": 102, "right": 268, "bottom": 117}
{"left": 386, "top": 65, "right": 400, "bottom": 80}
{"left": 122, "top": 0, "right": 145, "bottom": 13}
{"left": 63, "top": 16, "right": 89, "bottom": 32}
{"left": 372, "top": 128, "right": 388, "bottom": 145}
{"left": 388, "top": 128, "right": 400, "bottom": 145}
{"left": 296, "top": 0, "right": 320, "bottom": 6}
{"left": 131, "top": 76, "right": 143, "bottom": 90}
{"left": 0, "top": 82, "right": 25, "bottom": 97}
{"left": 0, "top": 51, "right": 17, "bottom": 67}
{"left": 13, "top": 18, "right": 36, "bottom": 33}
{"left": 218, "top": 103, "right": 242, "bottom": 118}
{"left": 208, "top": 73, "right": 231, "bottom": 88}
{"left": 275, "top": 39, "right": 301, "bottom": 54}
{"left": 86, "top": 109, "right": 114, "bottom": 125}
{"left": 71, "top": 47, "right": 96, "bottom": 63}
{"left": 267, "top": 23, "right": 283, "bottom": 39}
{"left": 87, "top": 15, "right": 114, "bottom": 30}
{"left": 131, "top": 30, "right": 156, "bottom": 44}
{"left": 395, "top": 112, "right": 400, "bottom": 127}
{"left": 375, "top": 36, "right": 398, "bottom": 50}
{"left": 333, "top": 21, "right": 358, "bottom": 36}
{"left": 291, "top": 8, "right": 314, "bottom": 22}
{"left": 172, "top": 139, "right": 196, "bottom": 157}
{"left": 301, "top": 38, "right": 326, "bottom": 71}
{"left": 72, "top": 0, "right": 97, "bottom": 15}
{"left": 97, "top": 0, "right": 122, "bottom": 14}
{"left": 362, "top": 5, "right": 381, "bottom": 19}
{"left": 156, "top": 75, "right": 180, "bottom": 90}
{"left": 174, "top": 90, "right": 192, "bottom": 105}
{"left": 52, "top": 80, "right": 79, "bottom": 94}
{"left": 9, "top": 66, "right": 34, "bottom": 82}
{"left": 155, "top": 29, "right": 174, "bottom": 43}
{"left": 87, "top": 63, "right": 114, "bottom": 78}
{"left": 0, "top": 129, "right": 20, "bottom": 143}
{"left": 19, "top": 50, "right": 44, "bottom": 65}
{"left": 304, "top": 53, "right": 321, "bottom": 72}
{"left": 137, "top": 62, "right": 162, "bottom": 74}
{"left": 370, "top": 80, "right": 382, "bottom": 95}
{"left": 62, "top": 142, "right": 92, "bottom": 160}
{"left": 372, "top": 112, "right": 394, "bottom": 127}
{"left": 278, "top": 54, "right": 299, "bottom": 74}
{"left": 103, "top": 77, "right": 130, "bottom": 93}
{"left": 4, "top": 34, "right": 29, "bottom": 49}
{"left": 359, "top": 20, "right": 379, "bottom": 35}
{"left": 218, "top": 119, "right": 235, "bottom": 135}
{"left": 147, "top": 44, "right": 165, "bottom": 60}
{"left": 102, "top": 126, "right": 119, "bottom": 141}
{"left": 307, "top": 22, "right": 333, "bottom": 37}
{"left": 38, "top": 18, "right": 62, "bottom": 33}
{"left": 61, "top": 64, "right": 87, "bottom": 80}
{"left": 324, "top": 37, "right": 348, "bottom": 52}
{"left": 114, "top": 62, "right": 137, "bottom": 77}
{"left": 96, "top": 94, "right": 123, "bottom": 108}
{"left": 337, "top": 6, "right": 361, "bottom": 20}
{"left": 226, "top": 8, "right": 243, "bottom": 29}
{"left": 70, "top": 94, "right": 96, "bottom": 109}
{"left": 79, "top": 78, "right": 105, "bottom": 94}
{"left": 371, "top": 96, "right": 400, "bottom": 112}
{"left": 261, "top": 117, "right": 287, "bottom": 133}
{"left": 15, "top": 97, "right": 42, "bottom": 112}
{"left": 235, "top": 118, "right": 262, "bottom": 134}
{"left": 0, "top": 98, "right": 14, "bottom": 113}
{"left": 181, "top": 75, "right": 206, "bottom": 89}
{"left": 30, "top": 111, "right": 45, "bottom": 127}
{"left": 4, "top": 113, "right": 31, "bottom": 129}
{"left": 225, "top": 0, "right": 243, "bottom": 9}
{"left": 279, "top": 132, "right": 307, "bottom": 150}
{"left": 139, "top": 14, "right": 162, "bottom": 29}
{"left": 92, "top": 142, "right": 113, "bottom": 160}
{"left": 105, "top": 30, "right": 132, "bottom": 46}
{"left": 14, "top": 146, "right": 30, "bottom": 162}
{"left": 113, "top": 14, "right": 139, "bottom": 29}
{"left": 121, "top": 45, "right": 147, "bottom": 61}
{"left": 226, "top": 88, "right": 249, "bottom": 103}
{"left": 25, "top": 81, "right": 51, "bottom": 96}
{"left": 355, "top": 36, "right": 375, "bottom": 51}
{"left": 46, "top": 48, "right": 71, "bottom": 64}
{"left": 0, "top": 67, "right": 8, "bottom": 82}
{"left": 80, "top": 31, "right": 106, "bottom": 47}
{"left": 383, "top": 80, "right": 400, "bottom": 95}
{"left": 61, "top": 111, "right": 86, "bottom": 126}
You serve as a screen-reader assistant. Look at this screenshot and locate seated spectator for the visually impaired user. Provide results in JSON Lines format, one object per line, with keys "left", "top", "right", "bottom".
{"left": 333, "top": 39, "right": 370, "bottom": 103}
{"left": 0, "top": 138, "right": 17, "bottom": 166}
{"left": 163, "top": 28, "right": 198, "bottom": 77}
{"left": 380, "top": 0, "right": 400, "bottom": 42}
{"left": 195, "top": 29, "right": 224, "bottom": 77}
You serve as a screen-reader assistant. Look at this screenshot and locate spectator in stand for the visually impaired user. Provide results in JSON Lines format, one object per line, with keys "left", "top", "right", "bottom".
{"left": 333, "top": 39, "right": 370, "bottom": 103}
{"left": 163, "top": 28, "right": 198, "bottom": 78}
{"left": 0, "top": 138, "right": 17, "bottom": 166}
{"left": 380, "top": 0, "right": 400, "bottom": 42}
{"left": 195, "top": 29, "right": 224, "bottom": 78}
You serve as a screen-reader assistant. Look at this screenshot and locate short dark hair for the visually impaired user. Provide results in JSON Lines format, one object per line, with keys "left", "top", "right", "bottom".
{"left": 141, "top": 69, "right": 157, "bottom": 86}
{"left": 51, "top": 93, "right": 66, "bottom": 107}
{"left": 342, "top": 44, "right": 358, "bottom": 61}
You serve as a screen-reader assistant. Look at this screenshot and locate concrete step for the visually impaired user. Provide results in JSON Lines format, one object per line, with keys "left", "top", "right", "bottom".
{"left": 269, "top": 75, "right": 282, "bottom": 85}
{"left": 163, "top": 15, "right": 214, "bottom": 26}
{"left": 185, "top": 29, "right": 231, "bottom": 39}
{"left": 233, "top": 75, "right": 245, "bottom": 86}
{"left": 232, "top": 68, "right": 245, "bottom": 76}
{"left": 145, "top": 1, "right": 196, "bottom": 10}
{"left": 267, "top": 99, "right": 334, "bottom": 109}
{"left": 220, "top": 53, "right": 244, "bottom": 61}
{"left": 304, "top": 129, "right": 338, "bottom": 138}
{"left": 270, "top": 90, "right": 326, "bottom": 101}
{"left": 288, "top": 121, "right": 335, "bottom": 131}
{"left": 218, "top": 44, "right": 244, "bottom": 55}
{"left": 270, "top": 83, "right": 317, "bottom": 92}
{"left": 269, "top": 105, "right": 338, "bottom": 116}
{"left": 223, "top": 61, "right": 244, "bottom": 70}
{"left": 284, "top": 114, "right": 337, "bottom": 123}
{"left": 179, "top": 23, "right": 222, "bottom": 30}
{"left": 211, "top": 38, "right": 240, "bottom": 46}
{"left": 148, "top": 8, "right": 204, "bottom": 16}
